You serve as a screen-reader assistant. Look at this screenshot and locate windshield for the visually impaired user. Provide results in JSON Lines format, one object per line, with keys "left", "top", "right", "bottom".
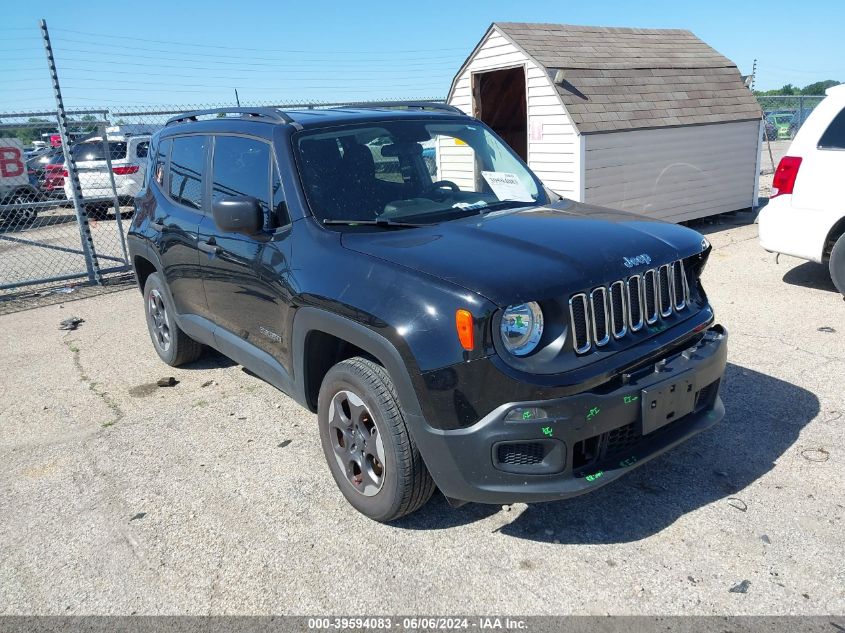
{"left": 295, "top": 120, "right": 547, "bottom": 225}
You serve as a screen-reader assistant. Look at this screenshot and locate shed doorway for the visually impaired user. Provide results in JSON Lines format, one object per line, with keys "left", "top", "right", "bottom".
{"left": 472, "top": 67, "right": 527, "bottom": 161}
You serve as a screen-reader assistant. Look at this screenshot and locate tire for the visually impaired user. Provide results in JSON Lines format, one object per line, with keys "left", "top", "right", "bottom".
{"left": 86, "top": 203, "right": 110, "bottom": 220}
{"left": 143, "top": 272, "right": 204, "bottom": 366}
{"left": 317, "top": 357, "right": 436, "bottom": 522}
{"left": 13, "top": 194, "right": 37, "bottom": 225}
{"left": 829, "top": 234, "right": 845, "bottom": 297}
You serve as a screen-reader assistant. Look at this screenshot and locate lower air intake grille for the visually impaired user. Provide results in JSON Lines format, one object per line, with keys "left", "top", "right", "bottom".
{"left": 605, "top": 422, "right": 640, "bottom": 456}
{"left": 497, "top": 442, "right": 545, "bottom": 466}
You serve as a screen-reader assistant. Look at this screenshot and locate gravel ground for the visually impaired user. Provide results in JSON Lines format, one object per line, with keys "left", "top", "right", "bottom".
{"left": 0, "top": 216, "right": 843, "bottom": 615}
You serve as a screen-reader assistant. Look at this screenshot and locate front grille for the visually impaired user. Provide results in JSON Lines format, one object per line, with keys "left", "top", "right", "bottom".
{"left": 590, "top": 287, "right": 610, "bottom": 346}
{"left": 627, "top": 275, "right": 644, "bottom": 331}
{"left": 569, "top": 293, "right": 591, "bottom": 354}
{"left": 497, "top": 442, "right": 545, "bottom": 466}
{"left": 609, "top": 281, "right": 627, "bottom": 338}
{"left": 658, "top": 264, "right": 673, "bottom": 317}
{"left": 643, "top": 269, "right": 659, "bottom": 324}
{"left": 672, "top": 260, "right": 688, "bottom": 310}
{"left": 569, "top": 259, "right": 691, "bottom": 355}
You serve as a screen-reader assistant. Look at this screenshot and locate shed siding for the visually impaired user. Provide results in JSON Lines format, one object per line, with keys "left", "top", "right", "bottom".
{"left": 445, "top": 28, "right": 581, "bottom": 199}
{"left": 583, "top": 120, "right": 759, "bottom": 222}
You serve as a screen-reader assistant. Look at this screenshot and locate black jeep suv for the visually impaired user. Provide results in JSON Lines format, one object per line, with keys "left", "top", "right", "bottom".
{"left": 128, "top": 104, "right": 727, "bottom": 522}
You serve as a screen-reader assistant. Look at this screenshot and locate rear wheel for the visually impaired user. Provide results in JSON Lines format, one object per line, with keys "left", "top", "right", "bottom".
{"left": 143, "top": 272, "right": 204, "bottom": 366}
{"left": 829, "top": 234, "right": 845, "bottom": 297}
{"left": 85, "top": 202, "right": 110, "bottom": 220}
{"left": 85, "top": 203, "right": 110, "bottom": 221}
{"left": 317, "top": 357, "right": 435, "bottom": 522}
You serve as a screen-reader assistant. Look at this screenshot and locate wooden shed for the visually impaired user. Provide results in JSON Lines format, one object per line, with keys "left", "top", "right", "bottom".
{"left": 445, "top": 22, "right": 763, "bottom": 222}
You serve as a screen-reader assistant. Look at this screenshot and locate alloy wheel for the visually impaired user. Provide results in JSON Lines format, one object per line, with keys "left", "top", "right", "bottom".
{"left": 148, "top": 288, "right": 172, "bottom": 352}
{"left": 328, "top": 389, "right": 386, "bottom": 496}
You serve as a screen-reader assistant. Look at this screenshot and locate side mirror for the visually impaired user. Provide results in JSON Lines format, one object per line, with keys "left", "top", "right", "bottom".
{"left": 212, "top": 196, "right": 263, "bottom": 235}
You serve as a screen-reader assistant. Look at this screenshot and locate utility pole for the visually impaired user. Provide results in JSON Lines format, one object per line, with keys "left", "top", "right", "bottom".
{"left": 751, "top": 59, "right": 757, "bottom": 92}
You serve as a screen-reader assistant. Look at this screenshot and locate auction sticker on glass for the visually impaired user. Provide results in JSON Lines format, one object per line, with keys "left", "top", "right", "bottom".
{"left": 481, "top": 171, "right": 535, "bottom": 202}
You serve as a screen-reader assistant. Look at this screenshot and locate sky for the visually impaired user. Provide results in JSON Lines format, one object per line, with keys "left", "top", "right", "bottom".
{"left": 0, "top": 0, "right": 839, "bottom": 113}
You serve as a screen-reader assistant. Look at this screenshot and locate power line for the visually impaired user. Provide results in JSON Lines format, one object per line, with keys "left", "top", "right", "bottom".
{"left": 50, "top": 27, "right": 468, "bottom": 54}
{"left": 46, "top": 49, "right": 461, "bottom": 69}
{"left": 57, "top": 84, "right": 444, "bottom": 94}
{"left": 49, "top": 37, "right": 464, "bottom": 62}
{"left": 1, "top": 71, "right": 452, "bottom": 85}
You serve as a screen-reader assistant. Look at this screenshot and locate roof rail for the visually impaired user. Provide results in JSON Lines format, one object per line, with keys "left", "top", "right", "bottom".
{"left": 165, "top": 107, "right": 296, "bottom": 127}
{"left": 329, "top": 101, "right": 466, "bottom": 115}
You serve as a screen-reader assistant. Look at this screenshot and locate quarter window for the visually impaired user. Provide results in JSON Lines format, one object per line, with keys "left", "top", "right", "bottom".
{"left": 272, "top": 165, "right": 290, "bottom": 227}
{"left": 154, "top": 138, "right": 170, "bottom": 187}
{"left": 168, "top": 135, "right": 206, "bottom": 209}
{"left": 818, "top": 107, "right": 845, "bottom": 149}
{"left": 136, "top": 141, "right": 150, "bottom": 159}
{"left": 212, "top": 135, "right": 272, "bottom": 229}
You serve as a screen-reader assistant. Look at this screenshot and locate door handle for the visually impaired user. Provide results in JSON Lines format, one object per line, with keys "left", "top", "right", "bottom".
{"left": 198, "top": 238, "right": 220, "bottom": 255}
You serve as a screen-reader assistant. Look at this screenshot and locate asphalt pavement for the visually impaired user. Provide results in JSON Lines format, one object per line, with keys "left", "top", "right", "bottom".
{"left": 0, "top": 214, "right": 842, "bottom": 615}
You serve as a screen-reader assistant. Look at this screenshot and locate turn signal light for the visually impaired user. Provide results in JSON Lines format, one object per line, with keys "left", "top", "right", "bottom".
{"left": 455, "top": 309, "right": 474, "bottom": 351}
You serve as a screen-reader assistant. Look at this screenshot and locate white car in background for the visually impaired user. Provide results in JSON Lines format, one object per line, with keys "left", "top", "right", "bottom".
{"left": 62, "top": 132, "right": 152, "bottom": 218}
{"left": 758, "top": 84, "right": 845, "bottom": 296}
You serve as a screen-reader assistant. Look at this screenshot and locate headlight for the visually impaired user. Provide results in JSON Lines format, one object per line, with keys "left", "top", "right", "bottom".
{"left": 500, "top": 302, "right": 544, "bottom": 356}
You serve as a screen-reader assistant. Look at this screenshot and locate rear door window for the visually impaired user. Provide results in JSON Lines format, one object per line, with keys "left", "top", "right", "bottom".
{"left": 71, "top": 141, "right": 127, "bottom": 162}
{"left": 168, "top": 135, "right": 207, "bottom": 209}
{"left": 818, "top": 107, "right": 845, "bottom": 149}
{"left": 211, "top": 135, "right": 272, "bottom": 229}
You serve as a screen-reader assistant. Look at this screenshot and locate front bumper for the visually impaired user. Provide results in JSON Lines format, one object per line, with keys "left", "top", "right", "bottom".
{"left": 412, "top": 325, "right": 728, "bottom": 504}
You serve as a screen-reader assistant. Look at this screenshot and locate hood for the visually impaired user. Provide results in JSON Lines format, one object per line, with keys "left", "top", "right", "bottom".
{"left": 341, "top": 200, "right": 707, "bottom": 307}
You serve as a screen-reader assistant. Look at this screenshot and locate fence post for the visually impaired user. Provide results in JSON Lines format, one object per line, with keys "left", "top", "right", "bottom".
{"left": 39, "top": 19, "right": 102, "bottom": 285}
{"left": 799, "top": 95, "right": 805, "bottom": 134}
{"left": 97, "top": 122, "right": 130, "bottom": 266}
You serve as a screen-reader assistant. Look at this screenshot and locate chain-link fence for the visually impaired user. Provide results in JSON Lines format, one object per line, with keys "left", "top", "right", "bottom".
{"left": 0, "top": 99, "right": 446, "bottom": 306}
{"left": 756, "top": 94, "right": 825, "bottom": 141}
{"left": 0, "top": 111, "right": 134, "bottom": 301}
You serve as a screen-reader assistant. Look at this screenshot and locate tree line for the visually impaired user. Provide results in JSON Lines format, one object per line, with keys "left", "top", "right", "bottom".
{"left": 754, "top": 80, "right": 840, "bottom": 96}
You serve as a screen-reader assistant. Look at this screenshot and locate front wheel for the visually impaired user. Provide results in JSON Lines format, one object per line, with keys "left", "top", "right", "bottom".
{"left": 829, "top": 234, "right": 845, "bottom": 297}
{"left": 317, "top": 357, "right": 435, "bottom": 522}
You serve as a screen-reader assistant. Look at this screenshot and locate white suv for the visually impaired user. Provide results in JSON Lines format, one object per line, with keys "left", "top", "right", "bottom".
{"left": 758, "top": 84, "right": 845, "bottom": 295}
{"left": 62, "top": 132, "right": 152, "bottom": 216}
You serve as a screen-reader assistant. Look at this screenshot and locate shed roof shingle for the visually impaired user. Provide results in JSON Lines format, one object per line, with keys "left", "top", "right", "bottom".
{"left": 493, "top": 22, "right": 761, "bottom": 133}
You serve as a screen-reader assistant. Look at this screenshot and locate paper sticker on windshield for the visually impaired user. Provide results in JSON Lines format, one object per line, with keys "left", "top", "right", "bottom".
{"left": 481, "top": 171, "right": 534, "bottom": 202}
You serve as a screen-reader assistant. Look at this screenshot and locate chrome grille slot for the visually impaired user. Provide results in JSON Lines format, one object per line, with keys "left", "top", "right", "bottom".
{"left": 567, "top": 258, "right": 693, "bottom": 355}
{"left": 658, "top": 264, "right": 673, "bottom": 317}
{"left": 672, "top": 260, "right": 688, "bottom": 309}
{"left": 590, "top": 287, "right": 610, "bottom": 347}
{"left": 609, "top": 281, "right": 627, "bottom": 339}
{"left": 643, "top": 269, "right": 659, "bottom": 324}
{"left": 569, "top": 293, "right": 591, "bottom": 354}
{"left": 627, "top": 275, "right": 644, "bottom": 332}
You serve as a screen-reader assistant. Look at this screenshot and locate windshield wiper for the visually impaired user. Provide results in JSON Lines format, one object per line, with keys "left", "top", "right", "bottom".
{"left": 322, "top": 218, "right": 433, "bottom": 229}
{"left": 477, "top": 200, "right": 537, "bottom": 214}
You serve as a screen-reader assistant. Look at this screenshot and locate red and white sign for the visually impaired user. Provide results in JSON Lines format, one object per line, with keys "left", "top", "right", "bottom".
{"left": 0, "top": 138, "right": 28, "bottom": 187}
